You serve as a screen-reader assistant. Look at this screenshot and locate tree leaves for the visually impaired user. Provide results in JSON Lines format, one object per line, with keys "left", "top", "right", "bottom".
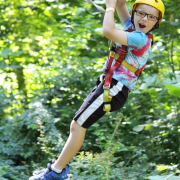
{"left": 0, "top": 0, "right": 180, "bottom": 179}
{"left": 165, "top": 83, "right": 180, "bottom": 97}
{"left": 133, "top": 124, "right": 146, "bottom": 132}
{"left": 170, "top": 21, "right": 180, "bottom": 26}
{"left": 0, "top": 49, "right": 12, "bottom": 57}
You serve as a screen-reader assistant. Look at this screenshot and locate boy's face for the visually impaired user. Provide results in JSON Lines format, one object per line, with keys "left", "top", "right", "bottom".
{"left": 134, "top": 4, "right": 160, "bottom": 33}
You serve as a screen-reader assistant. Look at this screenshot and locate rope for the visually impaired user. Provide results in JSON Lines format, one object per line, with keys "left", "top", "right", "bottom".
{"left": 85, "top": 0, "right": 106, "bottom": 13}
{"left": 85, "top": 0, "right": 129, "bottom": 13}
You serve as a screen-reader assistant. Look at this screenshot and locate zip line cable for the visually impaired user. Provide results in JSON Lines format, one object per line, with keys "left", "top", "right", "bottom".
{"left": 85, "top": 0, "right": 129, "bottom": 13}
{"left": 85, "top": 0, "right": 106, "bottom": 13}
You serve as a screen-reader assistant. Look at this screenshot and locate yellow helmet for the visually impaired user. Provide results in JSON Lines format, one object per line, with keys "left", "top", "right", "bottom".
{"left": 132, "top": 0, "right": 165, "bottom": 23}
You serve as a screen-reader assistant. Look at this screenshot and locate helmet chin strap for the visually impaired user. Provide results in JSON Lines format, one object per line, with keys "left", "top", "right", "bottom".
{"left": 131, "top": 11, "right": 135, "bottom": 27}
{"left": 150, "top": 23, "right": 159, "bottom": 31}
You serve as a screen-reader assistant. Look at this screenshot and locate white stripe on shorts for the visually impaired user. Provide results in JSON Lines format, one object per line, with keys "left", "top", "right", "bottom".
{"left": 77, "top": 94, "right": 104, "bottom": 126}
{"left": 76, "top": 81, "right": 124, "bottom": 126}
{"left": 110, "top": 81, "right": 123, "bottom": 96}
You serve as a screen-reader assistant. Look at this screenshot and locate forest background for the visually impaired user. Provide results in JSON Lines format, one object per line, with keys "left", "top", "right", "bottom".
{"left": 0, "top": 0, "right": 180, "bottom": 179}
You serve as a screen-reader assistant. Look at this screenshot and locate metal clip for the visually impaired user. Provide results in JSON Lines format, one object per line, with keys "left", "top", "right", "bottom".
{"left": 109, "top": 51, "right": 116, "bottom": 57}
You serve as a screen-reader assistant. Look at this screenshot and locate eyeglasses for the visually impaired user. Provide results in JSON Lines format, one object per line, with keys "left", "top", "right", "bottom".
{"left": 134, "top": 10, "right": 159, "bottom": 21}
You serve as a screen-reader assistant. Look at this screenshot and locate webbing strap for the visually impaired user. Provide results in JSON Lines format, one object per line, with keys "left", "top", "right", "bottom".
{"left": 104, "top": 45, "right": 127, "bottom": 87}
{"left": 103, "top": 29, "right": 154, "bottom": 112}
{"left": 103, "top": 45, "right": 127, "bottom": 112}
{"left": 103, "top": 87, "right": 112, "bottom": 112}
{"left": 147, "top": 34, "right": 154, "bottom": 46}
{"left": 110, "top": 50, "right": 138, "bottom": 73}
{"left": 121, "top": 60, "right": 137, "bottom": 73}
{"left": 105, "top": 51, "right": 116, "bottom": 72}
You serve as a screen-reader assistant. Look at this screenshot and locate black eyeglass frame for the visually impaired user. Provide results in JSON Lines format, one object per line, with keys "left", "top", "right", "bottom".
{"left": 134, "top": 10, "right": 160, "bottom": 21}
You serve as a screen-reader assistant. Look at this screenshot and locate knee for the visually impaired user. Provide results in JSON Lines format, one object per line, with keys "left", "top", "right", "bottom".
{"left": 70, "top": 120, "right": 85, "bottom": 133}
{"left": 70, "top": 120, "right": 79, "bottom": 132}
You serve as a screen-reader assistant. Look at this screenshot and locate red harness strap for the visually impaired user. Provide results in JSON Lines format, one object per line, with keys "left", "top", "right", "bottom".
{"left": 104, "top": 29, "right": 154, "bottom": 84}
{"left": 104, "top": 45, "right": 127, "bottom": 87}
{"left": 103, "top": 29, "right": 154, "bottom": 112}
{"left": 135, "top": 66, "right": 144, "bottom": 76}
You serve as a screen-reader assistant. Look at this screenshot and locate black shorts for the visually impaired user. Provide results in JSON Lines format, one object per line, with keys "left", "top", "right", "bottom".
{"left": 73, "top": 74, "right": 129, "bottom": 128}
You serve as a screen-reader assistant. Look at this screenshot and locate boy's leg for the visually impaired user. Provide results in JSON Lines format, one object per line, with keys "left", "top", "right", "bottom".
{"left": 52, "top": 120, "right": 86, "bottom": 170}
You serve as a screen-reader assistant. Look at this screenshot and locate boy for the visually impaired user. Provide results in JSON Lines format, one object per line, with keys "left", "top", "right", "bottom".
{"left": 29, "top": 0, "right": 165, "bottom": 179}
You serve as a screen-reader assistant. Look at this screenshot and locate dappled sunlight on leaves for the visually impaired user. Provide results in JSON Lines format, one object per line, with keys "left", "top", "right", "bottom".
{"left": 0, "top": 0, "right": 180, "bottom": 179}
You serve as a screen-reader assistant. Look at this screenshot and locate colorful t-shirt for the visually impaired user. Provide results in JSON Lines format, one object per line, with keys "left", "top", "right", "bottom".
{"left": 102, "top": 17, "right": 152, "bottom": 91}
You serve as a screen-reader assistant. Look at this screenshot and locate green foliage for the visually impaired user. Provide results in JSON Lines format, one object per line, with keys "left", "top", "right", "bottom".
{"left": 165, "top": 83, "right": 180, "bottom": 98}
{"left": 0, "top": 0, "right": 180, "bottom": 179}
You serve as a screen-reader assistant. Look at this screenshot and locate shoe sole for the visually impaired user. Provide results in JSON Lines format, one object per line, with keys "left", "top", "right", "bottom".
{"left": 68, "top": 173, "right": 73, "bottom": 178}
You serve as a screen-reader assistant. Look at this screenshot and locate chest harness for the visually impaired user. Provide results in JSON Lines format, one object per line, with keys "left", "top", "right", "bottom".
{"left": 103, "top": 29, "right": 154, "bottom": 112}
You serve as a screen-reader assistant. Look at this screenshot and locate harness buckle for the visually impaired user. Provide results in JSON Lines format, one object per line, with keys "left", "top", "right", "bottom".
{"left": 103, "top": 85, "right": 112, "bottom": 112}
{"left": 109, "top": 51, "right": 116, "bottom": 57}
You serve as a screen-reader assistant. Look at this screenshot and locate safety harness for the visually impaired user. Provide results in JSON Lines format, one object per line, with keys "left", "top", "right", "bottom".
{"left": 103, "top": 29, "right": 154, "bottom": 112}
{"left": 85, "top": 0, "right": 156, "bottom": 111}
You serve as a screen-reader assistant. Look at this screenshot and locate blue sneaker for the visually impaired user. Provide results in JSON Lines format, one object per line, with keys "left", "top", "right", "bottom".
{"left": 29, "top": 169, "right": 69, "bottom": 180}
{"left": 64, "top": 164, "right": 72, "bottom": 178}
{"left": 32, "top": 163, "right": 52, "bottom": 176}
{"left": 32, "top": 163, "right": 72, "bottom": 178}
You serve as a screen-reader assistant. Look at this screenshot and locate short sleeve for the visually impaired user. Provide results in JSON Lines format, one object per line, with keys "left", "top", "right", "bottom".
{"left": 126, "top": 31, "right": 151, "bottom": 51}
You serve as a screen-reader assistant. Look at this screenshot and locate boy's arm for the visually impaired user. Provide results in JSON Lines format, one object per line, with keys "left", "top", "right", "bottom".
{"left": 116, "top": 0, "right": 130, "bottom": 25}
{"left": 103, "top": 0, "right": 128, "bottom": 45}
